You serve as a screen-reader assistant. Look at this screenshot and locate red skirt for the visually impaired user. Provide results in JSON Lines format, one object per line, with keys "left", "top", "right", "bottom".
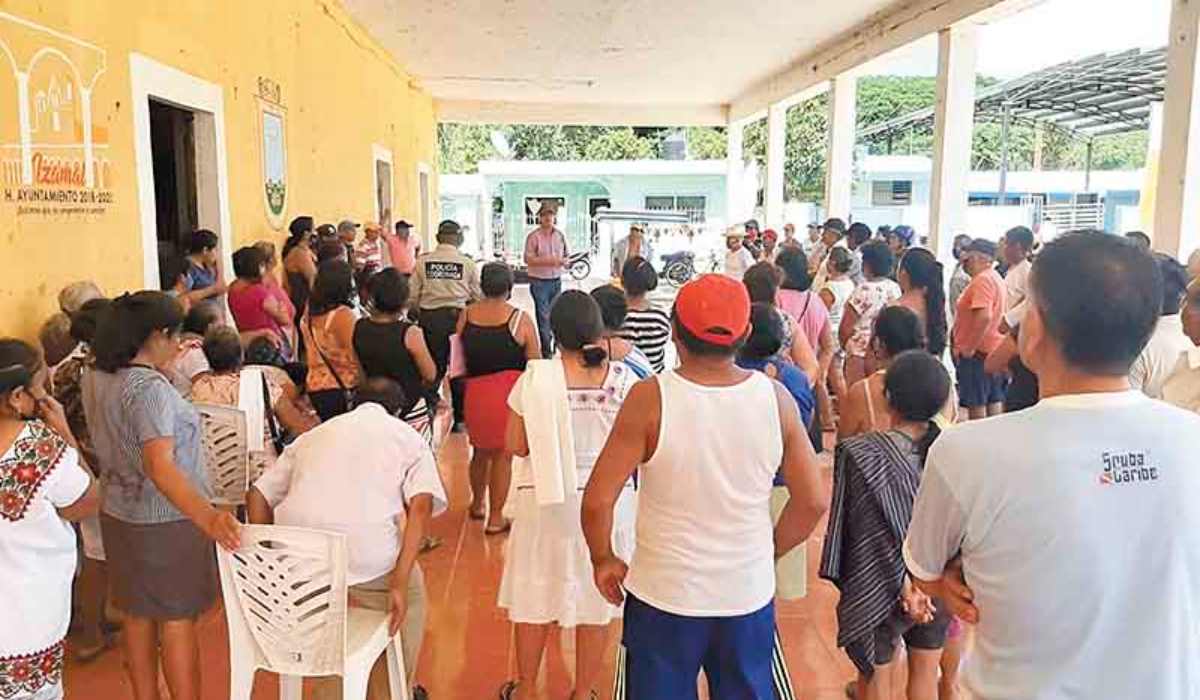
{"left": 464, "top": 370, "right": 523, "bottom": 450}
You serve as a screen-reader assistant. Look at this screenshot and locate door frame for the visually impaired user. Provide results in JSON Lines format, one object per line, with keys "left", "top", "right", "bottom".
{"left": 372, "top": 143, "right": 394, "bottom": 227}
{"left": 130, "top": 53, "right": 232, "bottom": 289}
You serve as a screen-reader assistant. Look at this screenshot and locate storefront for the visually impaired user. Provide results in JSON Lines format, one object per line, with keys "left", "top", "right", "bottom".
{"left": 0, "top": 0, "right": 438, "bottom": 338}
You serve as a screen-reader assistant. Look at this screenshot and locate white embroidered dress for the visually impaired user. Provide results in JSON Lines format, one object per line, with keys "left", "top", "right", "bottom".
{"left": 0, "top": 421, "right": 91, "bottom": 700}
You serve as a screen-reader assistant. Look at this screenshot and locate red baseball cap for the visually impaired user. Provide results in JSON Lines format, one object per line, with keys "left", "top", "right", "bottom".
{"left": 763, "top": 229, "right": 778, "bottom": 241}
{"left": 674, "top": 275, "right": 751, "bottom": 347}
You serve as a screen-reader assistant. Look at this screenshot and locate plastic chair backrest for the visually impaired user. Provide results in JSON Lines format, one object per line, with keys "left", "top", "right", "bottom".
{"left": 194, "top": 402, "right": 250, "bottom": 505}
{"left": 217, "top": 525, "right": 349, "bottom": 677}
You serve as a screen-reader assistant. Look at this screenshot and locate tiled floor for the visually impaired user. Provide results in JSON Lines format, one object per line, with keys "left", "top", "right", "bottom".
{"left": 63, "top": 434, "right": 859, "bottom": 700}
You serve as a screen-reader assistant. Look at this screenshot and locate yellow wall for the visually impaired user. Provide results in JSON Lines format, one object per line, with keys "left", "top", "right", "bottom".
{"left": 0, "top": 0, "right": 438, "bottom": 339}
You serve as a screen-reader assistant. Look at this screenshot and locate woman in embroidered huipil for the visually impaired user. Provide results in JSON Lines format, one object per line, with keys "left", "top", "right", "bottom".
{"left": 0, "top": 339, "right": 99, "bottom": 700}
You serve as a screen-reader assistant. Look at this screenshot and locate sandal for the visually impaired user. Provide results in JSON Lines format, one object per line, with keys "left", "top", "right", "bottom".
{"left": 484, "top": 520, "right": 512, "bottom": 535}
{"left": 419, "top": 535, "right": 443, "bottom": 554}
{"left": 499, "top": 680, "right": 519, "bottom": 700}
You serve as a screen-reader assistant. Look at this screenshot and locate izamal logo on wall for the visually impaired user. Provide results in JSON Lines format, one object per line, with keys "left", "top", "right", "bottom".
{"left": 258, "top": 77, "right": 287, "bottom": 230}
{"left": 0, "top": 11, "right": 115, "bottom": 216}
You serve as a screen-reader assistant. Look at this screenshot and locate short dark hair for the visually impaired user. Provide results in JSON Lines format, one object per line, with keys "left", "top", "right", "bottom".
{"left": 741, "top": 303, "right": 784, "bottom": 361}
{"left": 186, "top": 229, "right": 219, "bottom": 255}
{"left": 481, "top": 262, "right": 515, "bottom": 299}
{"left": 1006, "top": 226, "right": 1035, "bottom": 252}
{"left": 884, "top": 350, "right": 951, "bottom": 460}
{"left": 1125, "top": 231, "right": 1152, "bottom": 249}
{"left": 310, "top": 260, "right": 355, "bottom": 314}
{"left": 436, "top": 220, "right": 462, "bottom": 244}
{"left": 316, "top": 238, "right": 347, "bottom": 264}
{"left": 671, "top": 310, "right": 744, "bottom": 359}
{"left": 289, "top": 216, "right": 314, "bottom": 239}
{"left": 202, "top": 326, "right": 244, "bottom": 373}
{"left": 245, "top": 336, "right": 284, "bottom": 368}
{"left": 355, "top": 376, "right": 407, "bottom": 416}
{"left": 232, "top": 246, "right": 268, "bottom": 281}
{"left": 158, "top": 254, "right": 189, "bottom": 291}
{"left": 1157, "top": 253, "right": 1190, "bottom": 316}
{"left": 874, "top": 306, "right": 925, "bottom": 357}
{"left": 848, "top": 222, "right": 873, "bottom": 247}
{"left": 366, "top": 268, "right": 409, "bottom": 315}
{"left": 93, "top": 291, "right": 185, "bottom": 373}
{"left": 775, "top": 247, "right": 812, "bottom": 292}
{"left": 590, "top": 285, "right": 628, "bottom": 332}
{"left": 1030, "top": 232, "right": 1162, "bottom": 376}
{"left": 860, "top": 240, "right": 896, "bottom": 279}
{"left": 0, "top": 338, "right": 43, "bottom": 397}
{"left": 184, "top": 302, "right": 222, "bottom": 336}
{"left": 621, "top": 256, "right": 658, "bottom": 296}
{"left": 70, "top": 298, "right": 111, "bottom": 345}
{"left": 743, "top": 262, "right": 781, "bottom": 305}
{"left": 828, "top": 247, "right": 854, "bottom": 274}
{"left": 550, "top": 291, "right": 607, "bottom": 367}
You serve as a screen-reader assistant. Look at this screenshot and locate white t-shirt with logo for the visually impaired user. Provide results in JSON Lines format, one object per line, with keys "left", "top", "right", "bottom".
{"left": 904, "top": 391, "right": 1200, "bottom": 700}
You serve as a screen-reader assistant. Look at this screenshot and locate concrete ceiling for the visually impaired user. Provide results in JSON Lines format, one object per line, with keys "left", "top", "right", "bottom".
{"left": 341, "top": 0, "right": 905, "bottom": 120}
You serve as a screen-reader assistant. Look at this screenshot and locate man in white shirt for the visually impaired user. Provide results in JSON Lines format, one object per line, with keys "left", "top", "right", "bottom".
{"left": 1130, "top": 253, "right": 1192, "bottom": 398}
{"left": 582, "top": 275, "right": 827, "bottom": 700}
{"left": 1162, "top": 280, "right": 1200, "bottom": 411}
{"left": 723, "top": 227, "right": 756, "bottom": 281}
{"left": 905, "top": 232, "right": 1200, "bottom": 700}
{"left": 999, "top": 226, "right": 1034, "bottom": 331}
{"left": 248, "top": 377, "right": 447, "bottom": 697}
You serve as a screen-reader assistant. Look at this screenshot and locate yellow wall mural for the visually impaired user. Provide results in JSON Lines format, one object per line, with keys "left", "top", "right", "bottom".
{"left": 0, "top": 0, "right": 438, "bottom": 339}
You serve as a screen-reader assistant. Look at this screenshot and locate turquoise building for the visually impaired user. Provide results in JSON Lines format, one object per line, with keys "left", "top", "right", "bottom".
{"left": 440, "top": 161, "right": 728, "bottom": 259}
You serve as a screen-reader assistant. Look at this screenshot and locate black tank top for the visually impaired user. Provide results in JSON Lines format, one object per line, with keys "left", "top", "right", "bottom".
{"left": 286, "top": 271, "right": 310, "bottom": 323}
{"left": 353, "top": 318, "right": 425, "bottom": 411}
{"left": 462, "top": 309, "right": 527, "bottom": 377}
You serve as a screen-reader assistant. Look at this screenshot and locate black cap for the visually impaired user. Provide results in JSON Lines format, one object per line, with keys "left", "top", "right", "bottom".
{"left": 395, "top": 220, "right": 413, "bottom": 230}
{"left": 744, "top": 219, "right": 760, "bottom": 231}
{"left": 288, "top": 216, "right": 314, "bottom": 238}
{"left": 316, "top": 223, "right": 337, "bottom": 239}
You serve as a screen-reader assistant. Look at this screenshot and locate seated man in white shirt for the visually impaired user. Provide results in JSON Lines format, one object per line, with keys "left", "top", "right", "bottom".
{"left": 248, "top": 377, "right": 447, "bottom": 698}
{"left": 1129, "top": 253, "right": 1192, "bottom": 398}
{"left": 905, "top": 232, "right": 1200, "bottom": 700}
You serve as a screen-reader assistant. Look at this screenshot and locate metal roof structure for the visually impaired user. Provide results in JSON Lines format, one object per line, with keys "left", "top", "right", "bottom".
{"left": 859, "top": 47, "right": 1168, "bottom": 144}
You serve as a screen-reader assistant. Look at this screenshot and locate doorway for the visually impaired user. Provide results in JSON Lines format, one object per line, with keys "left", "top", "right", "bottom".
{"left": 149, "top": 100, "right": 198, "bottom": 264}
{"left": 131, "top": 53, "right": 232, "bottom": 291}
{"left": 419, "top": 167, "right": 431, "bottom": 248}
{"left": 588, "top": 197, "right": 611, "bottom": 255}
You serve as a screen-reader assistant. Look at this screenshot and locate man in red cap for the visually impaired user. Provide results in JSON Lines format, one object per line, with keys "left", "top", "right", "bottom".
{"left": 583, "top": 274, "right": 826, "bottom": 700}
{"left": 762, "top": 228, "right": 780, "bottom": 264}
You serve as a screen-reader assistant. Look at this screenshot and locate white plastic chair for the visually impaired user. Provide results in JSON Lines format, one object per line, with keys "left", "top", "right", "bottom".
{"left": 195, "top": 402, "right": 251, "bottom": 506}
{"left": 218, "top": 525, "right": 409, "bottom": 700}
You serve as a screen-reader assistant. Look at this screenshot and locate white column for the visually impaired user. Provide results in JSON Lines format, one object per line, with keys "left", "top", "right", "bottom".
{"left": 766, "top": 102, "right": 787, "bottom": 228}
{"left": 81, "top": 88, "right": 96, "bottom": 188}
{"left": 726, "top": 121, "right": 745, "bottom": 228}
{"left": 1153, "top": 0, "right": 1200, "bottom": 257}
{"left": 824, "top": 75, "right": 858, "bottom": 221}
{"left": 928, "top": 25, "right": 979, "bottom": 262}
{"left": 16, "top": 72, "right": 32, "bottom": 185}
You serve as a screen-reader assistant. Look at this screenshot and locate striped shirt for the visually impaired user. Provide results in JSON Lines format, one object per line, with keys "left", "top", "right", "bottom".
{"left": 619, "top": 307, "right": 671, "bottom": 373}
{"left": 820, "top": 430, "right": 923, "bottom": 676}
{"left": 85, "top": 366, "right": 211, "bottom": 524}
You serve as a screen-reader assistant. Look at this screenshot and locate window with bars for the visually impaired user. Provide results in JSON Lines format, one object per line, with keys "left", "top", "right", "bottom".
{"left": 644, "top": 195, "right": 707, "bottom": 223}
{"left": 524, "top": 197, "right": 566, "bottom": 226}
{"left": 871, "top": 180, "right": 913, "bottom": 206}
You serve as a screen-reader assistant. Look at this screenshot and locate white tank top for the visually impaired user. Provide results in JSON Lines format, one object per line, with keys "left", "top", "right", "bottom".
{"left": 624, "top": 370, "right": 783, "bottom": 616}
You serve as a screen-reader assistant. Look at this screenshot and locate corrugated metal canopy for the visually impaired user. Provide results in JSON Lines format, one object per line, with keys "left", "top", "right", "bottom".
{"left": 859, "top": 47, "right": 1167, "bottom": 142}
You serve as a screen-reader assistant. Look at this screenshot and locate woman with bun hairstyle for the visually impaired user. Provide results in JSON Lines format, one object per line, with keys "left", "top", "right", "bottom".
{"left": 498, "top": 290, "right": 639, "bottom": 700}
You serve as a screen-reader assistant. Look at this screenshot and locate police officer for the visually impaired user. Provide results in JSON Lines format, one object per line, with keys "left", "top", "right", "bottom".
{"left": 410, "top": 220, "right": 482, "bottom": 429}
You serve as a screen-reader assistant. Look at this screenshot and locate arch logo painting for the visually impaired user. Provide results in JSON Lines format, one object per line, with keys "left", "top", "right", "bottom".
{"left": 0, "top": 11, "right": 115, "bottom": 216}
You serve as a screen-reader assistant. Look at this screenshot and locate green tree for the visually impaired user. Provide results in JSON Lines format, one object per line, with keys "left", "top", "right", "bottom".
{"left": 582, "top": 127, "right": 657, "bottom": 159}
{"left": 744, "top": 97, "right": 830, "bottom": 203}
{"left": 686, "top": 126, "right": 728, "bottom": 159}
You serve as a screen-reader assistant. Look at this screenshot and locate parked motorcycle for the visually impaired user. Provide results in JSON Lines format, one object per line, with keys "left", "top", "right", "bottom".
{"left": 568, "top": 251, "right": 592, "bottom": 281}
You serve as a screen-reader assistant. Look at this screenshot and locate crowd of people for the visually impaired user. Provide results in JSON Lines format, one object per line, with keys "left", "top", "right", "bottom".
{"left": 5, "top": 201, "right": 1200, "bottom": 700}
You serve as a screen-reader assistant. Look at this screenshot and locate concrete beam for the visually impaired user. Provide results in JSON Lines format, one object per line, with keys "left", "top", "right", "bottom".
{"left": 730, "top": 0, "right": 1021, "bottom": 122}
{"left": 928, "top": 24, "right": 980, "bottom": 261}
{"left": 824, "top": 75, "right": 858, "bottom": 220}
{"left": 766, "top": 102, "right": 788, "bottom": 228}
{"left": 437, "top": 99, "right": 727, "bottom": 126}
{"left": 1153, "top": 0, "right": 1200, "bottom": 258}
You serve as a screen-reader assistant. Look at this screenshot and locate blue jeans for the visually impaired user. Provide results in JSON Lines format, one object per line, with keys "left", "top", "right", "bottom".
{"left": 529, "top": 277, "right": 562, "bottom": 358}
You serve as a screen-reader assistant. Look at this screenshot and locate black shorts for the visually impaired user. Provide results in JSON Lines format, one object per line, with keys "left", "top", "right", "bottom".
{"left": 956, "top": 354, "right": 1008, "bottom": 408}
{"left": 873, "top": 601, "right": 953, "bottom": 665}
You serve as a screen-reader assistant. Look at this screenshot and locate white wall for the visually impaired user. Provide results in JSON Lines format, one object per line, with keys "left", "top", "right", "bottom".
{"left": 964, "top": 205, "right": 1035, "bottom": 241}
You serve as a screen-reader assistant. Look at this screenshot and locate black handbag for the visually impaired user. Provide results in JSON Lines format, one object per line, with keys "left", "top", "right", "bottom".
{"left": 260, "top": 372, "right": 286, "bottom": 455}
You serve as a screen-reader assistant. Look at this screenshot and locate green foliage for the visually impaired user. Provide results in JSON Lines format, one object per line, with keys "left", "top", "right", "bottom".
{"left": 438, "top": 74, "right": 1150, "bottom": 183}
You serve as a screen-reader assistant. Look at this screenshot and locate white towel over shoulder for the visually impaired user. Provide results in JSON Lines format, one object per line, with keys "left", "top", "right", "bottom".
{"left": 507, "top": 359, "right": 576, "bottom": 505}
